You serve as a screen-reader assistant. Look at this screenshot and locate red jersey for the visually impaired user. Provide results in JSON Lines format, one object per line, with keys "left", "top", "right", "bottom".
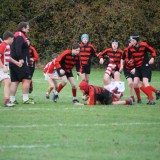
{"left": 79, "top": 42, "right": 97, "bottom": 66}
{"left": 128, "top": 42, "right": 156, "bottom": 68}
{"left": 122, "top": 46, "right": 135, "bottom": 72}
{"left": 43, "top": 61, "right": 56, "bottom": 74}
{"left": 98, "top": 48, "right": 123, "bottom": 70}
{"left": 0, "top": 41, "right": 10, "bottom": 66}
{"left": 29, "top": 45, "right": 39, "bottom": 67}
{"left": 55, "top": 50, "right": 80, "bottom": 73}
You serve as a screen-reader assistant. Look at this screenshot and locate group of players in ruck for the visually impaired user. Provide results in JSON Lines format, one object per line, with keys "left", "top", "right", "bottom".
{"left": 43, "top": 33, "right": 160, "bottom": 106}
{"left": 0, "top": 21, "right": 160, "bottom": 107}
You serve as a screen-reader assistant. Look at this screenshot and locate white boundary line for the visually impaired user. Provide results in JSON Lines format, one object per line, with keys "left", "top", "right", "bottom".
{"left": 0, "top": 106, "right": 159, "bottom": 113}
{"left": 0, "top": 143, "right": 72, "bottom": 149}
{"left": 0, "top": 122, "right": 160, "bottom": 128}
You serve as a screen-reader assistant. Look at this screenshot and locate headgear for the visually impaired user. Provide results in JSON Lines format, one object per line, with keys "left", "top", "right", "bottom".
{"left": 79, "top": 80, "right": 89, "bottom": 93}
{"left": 130, "top": 34, "right": 140, "bottom": 42}
{"left": 81, "top": 34, "right": 89, "bottom": 41}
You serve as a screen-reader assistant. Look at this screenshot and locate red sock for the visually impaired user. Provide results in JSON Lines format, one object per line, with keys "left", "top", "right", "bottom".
{"left": 147, "top": 86, "right": 157, "bottom": 93}
{"left": 140, "top": 86, "right": 153, "bottom": 101}
{"left": 134, "top": 88, "right": 141, "bottom": 100}
{"left": 4, "top": 98, "right": 9, "bottom": 105}
{"left": 130, "top": 95, "right": 135, "bottom": 101}
{"left": 57, "top": 83, "right": 64, "bottom": 93}
{"left": 30, "top": 80, "right": 33, "bottom": 88}
{"left": 145, "top": 86, "right": 154, "bottom": 100}
{"left": 125, "top": 100, "right": 131, "bottom": 105}
{"left": 72, "top": 88, "right": 76, "bottom": 97}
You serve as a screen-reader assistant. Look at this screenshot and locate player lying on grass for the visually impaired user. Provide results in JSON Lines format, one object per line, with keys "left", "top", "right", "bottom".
{"left": 79, "top": 80, "right": 133, "bottom": 106}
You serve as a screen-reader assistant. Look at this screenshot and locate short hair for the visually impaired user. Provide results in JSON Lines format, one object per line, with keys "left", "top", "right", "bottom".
{"left": 17, "top": 21, "right": 29, "bottom": 31}
{"left": 71, "top": 43, "right": 80, "bottom": 49}
{"left": 52, "top": 53, "right": 58, "bottom": 59}
{"left": 3, "top": 31, "right": 14, "bottom": 40}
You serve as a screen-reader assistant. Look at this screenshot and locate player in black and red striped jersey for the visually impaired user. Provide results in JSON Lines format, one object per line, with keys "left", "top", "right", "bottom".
{"left": 128, "top": 34, "right": 160, "bottom": 105}
{"left": 122, "top": 39, "right": 142, "bottom": 103}
{"left": 78, "top": 34, "right": 98, "bottom": 82}
{"left": 53, "top": 43, "right": 81, "bottom": 104}
{"left": 98, "top": 38, "right": 123, "bottom": 85}
{"left": 79, "top": 80, "right": 133, "bottom": 106}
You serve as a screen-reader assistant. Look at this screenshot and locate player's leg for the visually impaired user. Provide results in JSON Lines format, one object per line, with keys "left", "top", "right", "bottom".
{"left": 127, "top": 77, "right": 135, "bottom": 101}
{"left": 113, "top": 71, "right": 121, "bottom": 81}
{"left": 68, "top": 76, "right": 79, "bottom": 103}
{"left": 53, "top": 75, "right": 67, "bottom": 102}
{"left": 46, "top": 78, "right": 54, "bottom": 99}
{"left": 3, "top": 78, "right": 15, "bottom": 107}
{"left": 134, "top": 77, "right": 141, "bottom": 103}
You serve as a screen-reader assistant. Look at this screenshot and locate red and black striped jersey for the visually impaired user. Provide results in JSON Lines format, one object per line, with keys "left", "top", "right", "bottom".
{"left": 55, "top": 50, "right": 80, "bottom": 73}
{"left": 88, "top": 85, "right": 107, "bottom": 105}
{"left": 98, "top": 48, "right": 123, "bottom": 69}
{"left": 122, "top": 47, "right": 135, "bottom": 72}
{"left": 28, "top": 45, "right": 39, "bottom": 67}
{"left": 128, "top": 42, "right": 156, "bottom": 68}
{"left": 79, "top": 42, "right": 97, "bottom": 66}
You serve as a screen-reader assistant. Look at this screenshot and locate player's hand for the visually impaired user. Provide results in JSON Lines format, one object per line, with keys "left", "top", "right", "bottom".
{"left": 60, "top": 69, "right": 65, "bottom": 75}
{"left": 149, "top": 58, "right": 154, "bottom": 65}
{"left": 19, "top": 59, "right": 24, "bottom": 64}
{"left": 119, "top": 66, "right": 123, "bottom": 73}
{"left": 130, "top": 68, "right": 135, "bottom": 74}
{"left": 30, "top": 58, "right": 34, "bottom": 62}
{"left": 82, "top": 94, "right": 89, "bottom": 101}
{"left": 2, "top": 66, "right": 8, "bottom": 73}
{"left": 99, "top": 58, "right": 104, "bottom": 64}
{"left": 17, "top": 62, "right": 23, "bottom": 67}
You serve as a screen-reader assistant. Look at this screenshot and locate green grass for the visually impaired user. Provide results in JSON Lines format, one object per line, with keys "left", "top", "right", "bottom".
{"left": 0, "top": 69, "right": 160, "bottom": 160}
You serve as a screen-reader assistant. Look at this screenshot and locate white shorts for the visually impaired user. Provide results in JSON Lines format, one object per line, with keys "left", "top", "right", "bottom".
{"left": 0, "top": 70, "right": 10, "bottom": 81}
{"left": 104, "top": 81, "right": 125, "bottom": 92}
{"left": 44, "top": 71, "right": 58, "bottom": 81}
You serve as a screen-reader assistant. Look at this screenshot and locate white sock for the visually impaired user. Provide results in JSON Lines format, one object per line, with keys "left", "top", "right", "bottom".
{"left": 10, "top": 96, "right": 15, "bottom": 102}
{"left": 23, "top": 94, "right": 29, "bottom": 101}
{"left": 54, "top": 91, "right": 58, "bottom": 95}
{"left": 73, "top": 97, "right": 77, "bottom": 100}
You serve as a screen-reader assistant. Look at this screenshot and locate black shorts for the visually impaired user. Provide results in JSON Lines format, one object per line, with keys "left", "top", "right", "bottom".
{"left": 81, "top": 65, "right": 91, "bottom": 74}
{"left": 135, "top": 64, "right": 152, "bottom": 82}
{"left": 10, "top": 63, "right": 31, "bottom": 82}
{"left": 101, "top": 90, "right": 113, "bottom": 105}
{"left": 57, "top": 68, "right": 73, "bottom": 78}
{"left": 124, "top": 69, "right": 134, "bottom": 80}
{"left": 29, "top": 66, "right": 35, "bottom": 78}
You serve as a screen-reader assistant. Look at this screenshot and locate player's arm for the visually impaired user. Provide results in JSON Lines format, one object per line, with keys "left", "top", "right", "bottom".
{"left": 145, "top": 43, "right": 156, "bottom": 64}
{"left": 30, "top": 46, "right": 39, "bottom": 61}
{"left": 15, "top": 36, "right": 24, "bottom": 61}
{"left": 9, "top": 57, "right": 22, "bottom": 67}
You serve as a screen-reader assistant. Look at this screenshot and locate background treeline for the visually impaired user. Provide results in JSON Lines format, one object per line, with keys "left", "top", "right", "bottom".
{"left": 0, "top": 0, "right": 160, "bottom": 69}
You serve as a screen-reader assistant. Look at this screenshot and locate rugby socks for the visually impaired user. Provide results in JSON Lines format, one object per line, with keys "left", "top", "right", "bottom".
{"left": 4, "top": 98, "right": 9, "bottom": 105}
{"left": 23, "top": 94, "right": 29, "bottom": 101}
{"left": 56, "top": 83, "right": 64, "bottom": 94}
{"left": 147, "top": 86, "right": 158, "bottom": 93}
{"left": 105, "top": 64, "right": 112, "bottom": 76}
{"left": 130, "top": 95, "right": 135, "bottom": 102}
{"left": 134, "top": 88, "right": 141, "bottom": 101}
{"left": 125, "top": 100, "right": 131, "bottom": 105}
{"left": 72, "top": 88, "right": 76, "bottom": 97}
{"left": 10, "top": 96, "right": 16, "bottom": 103}
{"left": 30, "top": 80, "right": 33, "bottom": 88}
{"left": 140, "top": 86, "right": 154, "bottom": 101}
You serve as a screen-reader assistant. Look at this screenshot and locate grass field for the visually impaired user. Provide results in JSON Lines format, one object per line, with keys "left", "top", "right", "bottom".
{"left": 0, "top": 69, "right": 160, "bottom": 160}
